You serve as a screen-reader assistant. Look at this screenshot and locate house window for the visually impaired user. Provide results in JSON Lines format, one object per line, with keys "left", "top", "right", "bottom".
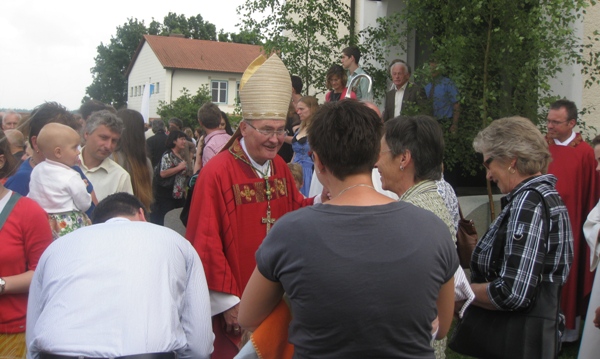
{"left": 212, "top": 80, "right": 228, "bottom": 103}
{"left": 236, "top": 81, "right": 240, "bottom": 102}
{"left": 155, "top": 82, "right": 160, "bottom": 94}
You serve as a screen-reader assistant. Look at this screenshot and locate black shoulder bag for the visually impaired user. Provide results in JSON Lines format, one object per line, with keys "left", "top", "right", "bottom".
{"left": 449, "top": 188, "right": 563, "bottom": 359}
{"left": 154, "top": 151, "right": 176, "bottom": 189}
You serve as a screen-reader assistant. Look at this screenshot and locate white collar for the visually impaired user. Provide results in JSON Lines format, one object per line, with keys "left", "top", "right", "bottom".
{"left": 553, "top": 131, "right": 576, "bottom": 146}
{"left": 391, "top": 82, "right": 408, "bottom": 91}
{"left": 240, "top": 138, "right": 271, "bottom": 176}
{"left": 105, "top": 217, "right": 131, "bottom": 223}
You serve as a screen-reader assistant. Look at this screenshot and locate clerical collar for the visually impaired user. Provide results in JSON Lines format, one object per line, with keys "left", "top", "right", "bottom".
{"left": 240, "top": 138, "right": 272, "bottom": 177}
{"left": 553, "top": 131, "right": 576, "bottom": 146}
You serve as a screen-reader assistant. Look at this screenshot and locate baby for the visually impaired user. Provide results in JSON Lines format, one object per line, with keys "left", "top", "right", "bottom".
{"left": 28, "top": 123, "right": 92, "bottom": 238}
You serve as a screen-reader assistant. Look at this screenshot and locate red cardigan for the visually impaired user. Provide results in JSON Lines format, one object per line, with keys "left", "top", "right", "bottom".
{"left": 0, "top": 195, "right": 52, "bottom": 333}
{"left": 325, "top": 88, "right": 357, "bottom": 102}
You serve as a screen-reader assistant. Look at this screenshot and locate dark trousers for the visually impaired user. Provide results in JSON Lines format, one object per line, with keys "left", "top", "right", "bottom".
{"left": 150, "top": 196, "right": 185, "bottom": 226}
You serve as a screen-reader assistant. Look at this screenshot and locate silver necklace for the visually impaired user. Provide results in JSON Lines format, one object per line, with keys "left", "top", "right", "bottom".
{"left": 335, "top": 184, "right": 376, "bottom": 198}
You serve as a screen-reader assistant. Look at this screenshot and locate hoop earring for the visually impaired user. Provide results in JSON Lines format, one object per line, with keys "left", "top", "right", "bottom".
{"left": 400, "top": 165, "right": 404, "bottom": 171}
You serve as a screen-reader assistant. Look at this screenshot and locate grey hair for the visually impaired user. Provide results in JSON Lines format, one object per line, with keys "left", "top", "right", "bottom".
{"left": 2, "top": 110, "right": 22, "bottom": 122}
{"left": 85, "top": 110, "right": 123, "bottom": 135}
{"left": 151, "top": 119, "right": 165, "bottom": 133}
{"left": 389, "top": 59, "right": 411, "bottom": 75}
{"left": 473, "top": 116, "right": 551, "bottom": 175}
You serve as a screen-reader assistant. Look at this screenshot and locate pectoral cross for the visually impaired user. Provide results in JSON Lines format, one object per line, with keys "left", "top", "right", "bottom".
{"left": 262, "top": 208, "right": 276, "bottom": 234}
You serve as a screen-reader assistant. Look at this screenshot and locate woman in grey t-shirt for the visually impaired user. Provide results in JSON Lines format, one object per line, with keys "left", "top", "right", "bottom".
{"left": 239, "top": 100, "right": 458, "bottom": 359}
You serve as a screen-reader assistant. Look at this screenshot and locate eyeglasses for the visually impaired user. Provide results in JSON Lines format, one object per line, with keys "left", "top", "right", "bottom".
{"left": 483, "top": 157, "right": 494, "bottom": 170}
{"left": 245, "top": 122, "right": 286, "bottom": 137}
{"left": 546, "top": 120, "right": 569, "bottom": 126}
{"left": 380, "top": 149, "right": 392, "bottom": 156}
{"left": 308, "top": 150, "right": 315, "bottom": 161}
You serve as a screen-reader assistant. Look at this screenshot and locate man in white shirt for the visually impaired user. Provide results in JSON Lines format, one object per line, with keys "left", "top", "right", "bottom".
{"left": 26, "top": 193, "right": 214, "bottom": 359}
{"left": 79, "top": 110, "right": 133, "bottom": 201}
{"left": 382, "top": 59, "right": 429, "bottom": 121}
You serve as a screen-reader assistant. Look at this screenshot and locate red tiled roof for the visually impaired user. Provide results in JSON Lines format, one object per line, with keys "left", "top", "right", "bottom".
{"left": 125, "top": 35, "right": 263, "bottom": 76}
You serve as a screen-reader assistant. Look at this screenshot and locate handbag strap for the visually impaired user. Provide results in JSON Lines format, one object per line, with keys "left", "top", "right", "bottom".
{"left": 489, "top": 187, "right": 550, "bottom": 277}
{"left": 0, "top": 192, "right": 22, "bottom": 229}
{"left": 458, "top": 204, "right": 466, "bottom": 220}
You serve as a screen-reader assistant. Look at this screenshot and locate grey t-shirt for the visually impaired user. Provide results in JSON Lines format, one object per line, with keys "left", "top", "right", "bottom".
{"left": 256, "top": 201, "right": 459, "bottom": 359}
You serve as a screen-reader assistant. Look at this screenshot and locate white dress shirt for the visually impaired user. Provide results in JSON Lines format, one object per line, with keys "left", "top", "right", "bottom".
{"left": 394, "top": 83, "right": 408, "bottom": 117}
{"left": 26, "top": 218, "right": 214, "bottom": 359}
{"left": 79, "top": 149, "right": 134, "bottom": 201}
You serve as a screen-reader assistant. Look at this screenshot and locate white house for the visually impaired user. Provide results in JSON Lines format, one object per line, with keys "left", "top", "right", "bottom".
{"left": 125, "top": 34, "right": 262, "bottom": 120}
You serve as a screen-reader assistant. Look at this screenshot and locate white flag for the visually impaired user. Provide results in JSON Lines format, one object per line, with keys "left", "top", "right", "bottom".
{"left": 140, "top": 82, "right": 151, "bottom": 124}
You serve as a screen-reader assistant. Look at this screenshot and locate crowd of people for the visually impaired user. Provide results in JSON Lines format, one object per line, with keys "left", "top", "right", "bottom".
{"left": 0, "top": 46, "right": 599, "bottom": 359}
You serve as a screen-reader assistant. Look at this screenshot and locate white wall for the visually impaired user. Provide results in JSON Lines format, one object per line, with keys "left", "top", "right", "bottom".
{"left": 127, "top": 42, "right": 167, "bottom": 119}
{"left": 583, "top": 5, "right": 600, "bottom": 133}
{"left": 171, "top": 70, "right": 241, "bottom": 114}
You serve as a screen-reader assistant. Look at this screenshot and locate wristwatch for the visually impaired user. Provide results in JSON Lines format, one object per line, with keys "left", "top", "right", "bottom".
{"left": 0, "top": 277, "right": 5, "bottom": 295}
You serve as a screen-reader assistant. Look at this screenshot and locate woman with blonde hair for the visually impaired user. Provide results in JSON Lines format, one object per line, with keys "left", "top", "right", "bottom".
{"left": 290, "top": 96, "right": 318, "bottom": 196}
{"left": 114, "top": 109, "right": 153, "bottom": 210}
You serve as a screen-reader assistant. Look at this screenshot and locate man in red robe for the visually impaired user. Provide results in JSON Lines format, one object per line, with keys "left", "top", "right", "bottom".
{"left": 546, "top": 99, "right": 599, "bottom": 341}
{"left": 186, "top": 54, "right": 316, "bottom": 359}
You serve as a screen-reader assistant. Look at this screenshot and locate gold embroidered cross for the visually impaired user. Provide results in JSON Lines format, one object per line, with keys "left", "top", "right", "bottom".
{"left": 262, "top": 208, "right": 276, "bottom": 234}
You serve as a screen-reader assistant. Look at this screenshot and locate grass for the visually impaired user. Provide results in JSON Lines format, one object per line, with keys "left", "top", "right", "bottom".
{"left": 444, "top": 320, "right": 579, "bottom": 359}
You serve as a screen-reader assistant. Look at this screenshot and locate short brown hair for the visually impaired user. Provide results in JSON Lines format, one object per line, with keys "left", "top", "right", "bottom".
{"left": 197, "top": 102, "right": 222, "bottom": 129}
{"left": 308, "top": 100, "right": 382, "bottom": 181}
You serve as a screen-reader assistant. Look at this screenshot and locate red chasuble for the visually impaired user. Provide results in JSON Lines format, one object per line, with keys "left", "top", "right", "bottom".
{"left": 547, "top": 133, "right": 599, "bottom": 329}
{"left": 185, "top": 139, "right": 313, "bottom": 358}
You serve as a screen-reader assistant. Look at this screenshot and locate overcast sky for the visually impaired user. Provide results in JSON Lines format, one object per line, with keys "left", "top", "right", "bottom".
{"left": 0, "top": 0, "right": 249, "bottom": 111}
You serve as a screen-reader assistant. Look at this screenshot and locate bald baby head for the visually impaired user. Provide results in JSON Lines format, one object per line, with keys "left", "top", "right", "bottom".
{"left": 37, "top": 123, "right": 81, "bottom": 166}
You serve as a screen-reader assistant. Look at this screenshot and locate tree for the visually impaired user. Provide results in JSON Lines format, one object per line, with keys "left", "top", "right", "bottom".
{"left": 153, "top": 12, "right": 217, "bottom": 40}
{"left": 156, "top": 86, "right": 211, "bottom": 129}
{"left": 237, "top": 0, "right": 351, "bottom": 95}
{"left": 217, "top": 29, "right": 262, "bottom": 45}
{"left": 85, "top": 13, "right": 220, "bottom": 108}
{"left": 86, "top": 18, "right": 148, "bottom": 109}
{"left": 363, "top": 1, "right": 600, "bottom": 176}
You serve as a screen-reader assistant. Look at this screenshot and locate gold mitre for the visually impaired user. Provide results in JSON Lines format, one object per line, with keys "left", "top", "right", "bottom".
{"left": 239, "top": 54, "right": 291, "bottom": 121}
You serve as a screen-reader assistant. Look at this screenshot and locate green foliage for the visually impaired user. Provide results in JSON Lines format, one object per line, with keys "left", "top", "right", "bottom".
{"left": 156, "top": 86, "right": 211, "bottom": 129}
{"left": 86, "top": 18, "right": 148, "bottom": 109}
{"left": 371, "top": 0, "right": 600, "bottom": 175}
{"left": 218, "top": 29, "right": 263, "bottom": 45}
{"left": 151, "top": 13, "right": 217, "bottom": 40}
{"left": 237, "top": 0, "right": 351, "bottom": 95}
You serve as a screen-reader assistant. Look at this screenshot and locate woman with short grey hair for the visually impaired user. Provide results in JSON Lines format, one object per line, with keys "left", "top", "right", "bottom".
{"left": 451, "top": 116, "right": 573, "bottom": 358}
{"left": 472, "top": 116, "right": 551, "bottom": 177}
